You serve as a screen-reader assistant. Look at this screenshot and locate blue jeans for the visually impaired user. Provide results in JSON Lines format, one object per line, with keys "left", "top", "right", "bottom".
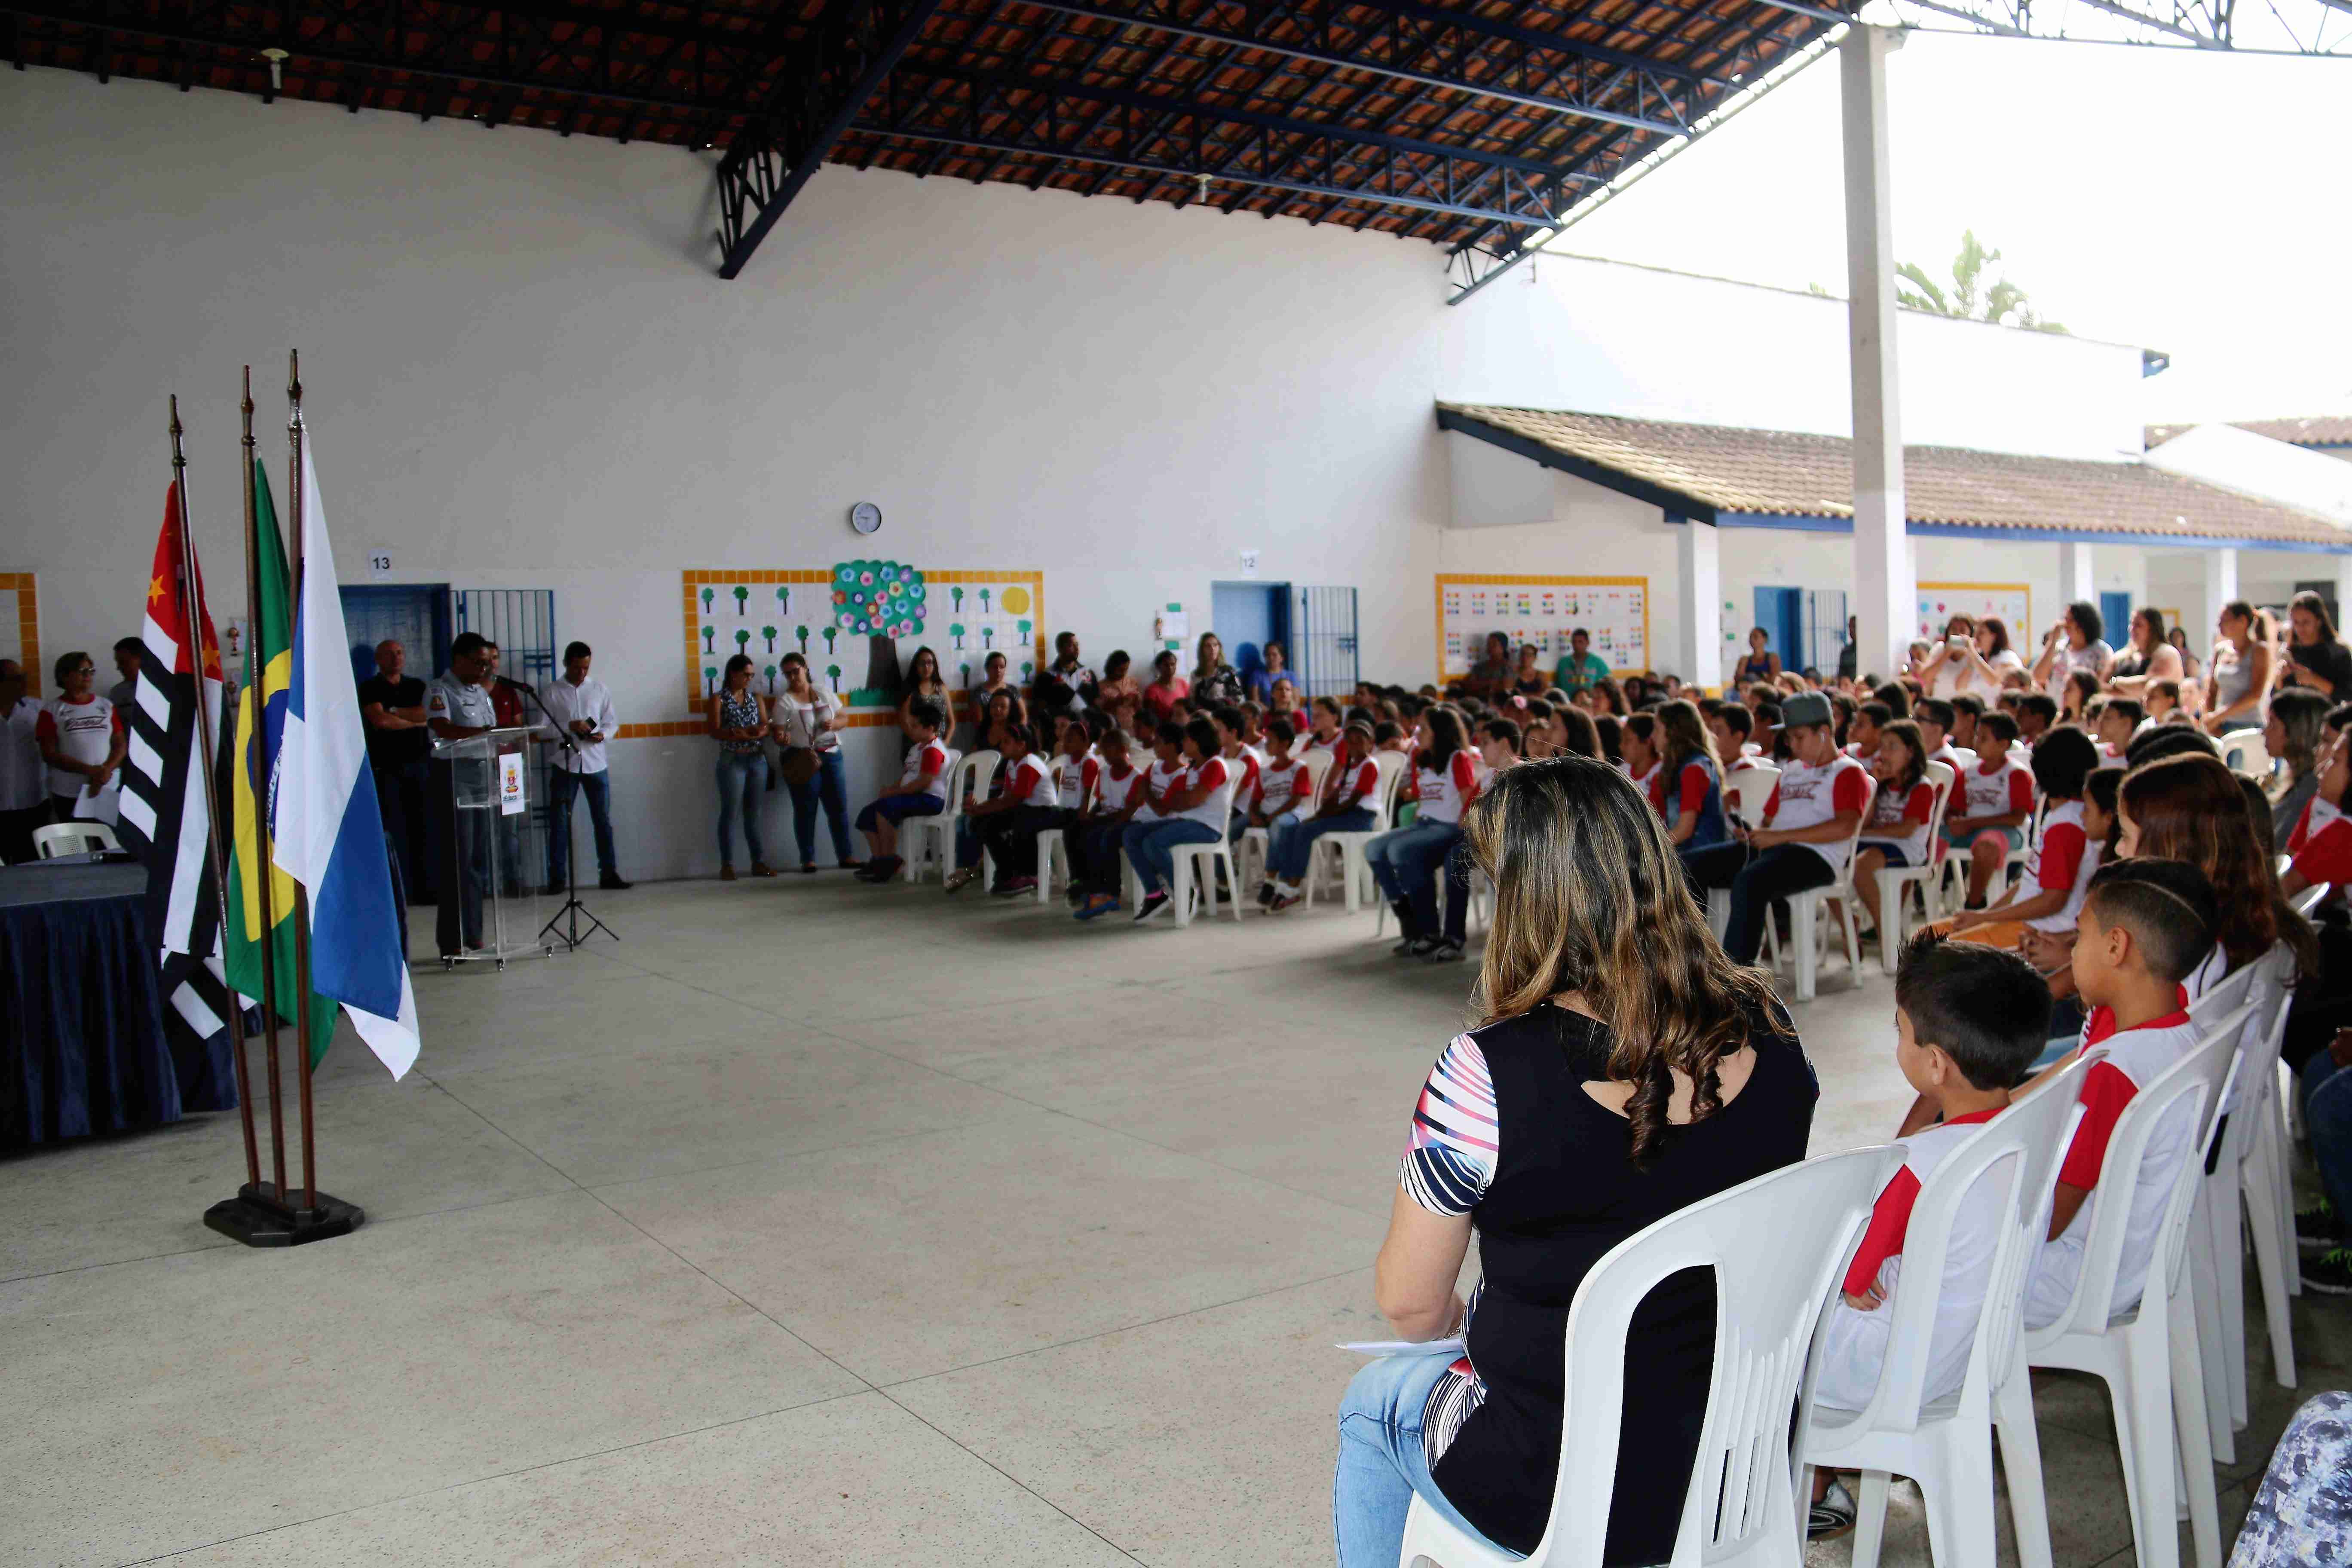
{"left": 1366, "top": 818, "right": 1464, "bottom": 936}
{"left": 2303, "top": 1051, "right": 2352, "bottom": 1220}
{"left": 1334, "top": 1350, "right": 1509, "bottom": 1568}
{"left": 786, "top": 749, "right": 855, "bottom": 864}
{"left": 1261, "top": 807, "right": 1306, "bottom": 882}
{"left": 714, "top": 751, "right": 766, "bottom": 869}
{"left": 1272, "top": 806, "right": 1375, "bottom": 882}
{"left": 548, "top": 769, "right": 618, "bottom": 885}
{"left": 1121, "top": 817, "right": 1220, "bottom": 894}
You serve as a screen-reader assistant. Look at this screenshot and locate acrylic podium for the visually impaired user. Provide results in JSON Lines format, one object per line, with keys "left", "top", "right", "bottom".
{"left": 433, "top": 727, "right": 551, "bottom": 968}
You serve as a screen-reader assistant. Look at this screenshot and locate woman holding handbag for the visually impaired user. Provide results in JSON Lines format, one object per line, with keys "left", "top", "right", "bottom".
{"left": 770, "top": 652, "right": 861, "bottom": 874}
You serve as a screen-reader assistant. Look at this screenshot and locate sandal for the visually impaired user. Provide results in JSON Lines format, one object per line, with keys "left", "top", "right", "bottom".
{"left": 1807, "top": 1478, "right": 1856, "bottom": 1540}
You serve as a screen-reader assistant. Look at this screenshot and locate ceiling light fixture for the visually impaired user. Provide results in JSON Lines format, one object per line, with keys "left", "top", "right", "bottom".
{"left": 260, "top": 47, "right": 288, "bottom": 90}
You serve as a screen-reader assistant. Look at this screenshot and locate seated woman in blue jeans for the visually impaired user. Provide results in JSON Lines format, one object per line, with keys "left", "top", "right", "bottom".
{"left": 1119, "top": 716, "right": 1233, "bottom": 922}
{"left": 1265, "top": 722, "right": 1381, "bottom": 913}
{"left": 1366, "top": 707, "right": 1481, "bottom": 962}
{"left": 1336, "top": 756, "right": 1816, "bottom": 1566}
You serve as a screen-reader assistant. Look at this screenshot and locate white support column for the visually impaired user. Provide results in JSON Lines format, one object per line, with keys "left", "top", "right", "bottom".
{"left": 2334, "top": 554, "right": 2352, "bottom": 630}
{"left": 2203, "top": 548, "right": 2240, "bottom": 649}
{"left": 1841, "top": 25, "right": 1913, "bottom": 680}
{"left": 2057, "top": 540, "right": 2095, "bottom": 626}
{"left": 1676, "top": 513, "right": 1722, "bottom": 692}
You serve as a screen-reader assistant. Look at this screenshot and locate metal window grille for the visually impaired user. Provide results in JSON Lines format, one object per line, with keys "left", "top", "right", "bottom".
{"left": 454, "top": 588, "right": 559, "bottom": 854}
{"left": 1802, "top": 588, "right": 1847, "bottom": 677}
{"left": 1292, "top": 586, "right": 1359, "bottom": 698}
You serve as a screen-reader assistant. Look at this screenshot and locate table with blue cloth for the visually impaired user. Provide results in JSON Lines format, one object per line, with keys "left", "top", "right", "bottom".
{"left": 0, "top": 861, "right": 232, "bottom": 1150}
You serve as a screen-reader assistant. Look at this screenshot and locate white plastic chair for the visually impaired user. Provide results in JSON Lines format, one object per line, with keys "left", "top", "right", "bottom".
{"left": 33, "top": 820, "right": 120, "bottom": 858}
{"left": 2022, "top": 1003, "right": 2255, "bottom": 1568}
{"left": 1034, "top": 827, "right": 1070, "bottom": 905}
{"left": 2185, "top": 948, "right": 2299, "bottom": 1463}
{"left": 1400, "top": 1145, "right": 1905, "bottom": 1568}
{"left": 900, "top": 749, "right": 991, "bottom": 883}
{"left": 1168, "top": 778, "right": 1244, "bottom": 929}
{"left": 1800, "top": 1054, "right": 2092, "bottom": 1568}
{"left": 2289, "top": 880, "right": 2332, "bottom": 919}
{"left": 1871, "top": 762, "right": 1956, "bottom": 977}
{"left": 2221, "top": 731, "right": 2274, "bottom": 779}
{"left": 1721, "top": 763, "right": 1780, "bottom": 829}
{"left": 1755, "top": 778, "right": 1878, "bottom": 1003}
{"left": 1306, "top": 750, "right": 1408, "bottom": 914}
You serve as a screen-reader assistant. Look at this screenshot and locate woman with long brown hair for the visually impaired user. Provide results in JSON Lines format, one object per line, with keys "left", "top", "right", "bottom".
{"left": 1335, "top": 757, "right": 1816, "bottom": 1568}
{"left": 2117, "top": 751, "right": 2317, "bottom": 989}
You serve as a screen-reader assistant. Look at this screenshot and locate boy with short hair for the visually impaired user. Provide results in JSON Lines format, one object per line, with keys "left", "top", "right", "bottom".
{"left": 1946, "top": 712, "right": 2034, "bottom": 908}
{"left": 1707, "top": 704, "right": 1753, "bottom": 771}
{"left": 1846, "top": 701, "right": 1890, "bottom": 761}
{"left": 1948, "top": 694, "right": 1985, "bottom": 754}
{"left": 853, "top": 696, "right": 957, "bottom": 882}
{"left": 1808, "top": 934, "right": 2052, "bottom": 1536}
{"left": 2022, "top": 858, "right": 2222, "bottom": 1327}
{"left": 1072, "top": 727, "right": 1146, "bottom": 920}
{"left": 2096, "top": 700, "right": 2143, "bottom": 763}
{"left": 2015, "top": 692, "right": 2058, "bottom": 751}
{"left": 1249, "top": 718, "right": 1313, "bottom": 906}
{"left": 1914, "top": 698, "right": 1975, "bottom": 774}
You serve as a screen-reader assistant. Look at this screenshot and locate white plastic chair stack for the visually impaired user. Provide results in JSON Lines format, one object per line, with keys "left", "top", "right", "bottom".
{"left": 1757, "top": 777, "right": 1878, "bottom": 1003}
{"left": 1167, "top": 771, "right": 1245, "bottom": 928}
{"left": 2022, "top": 1001, "right": 2255, "bottom": 1568}
{"left": 32, "top": 821, "right": 121, "bottom": 858}
{"left": 1873, "top": 761, "right": 1956, "bottom": 977}
{"left": 1306, "top": 749, "right": 1407, "bottom": 914}
{"left": 2185, "top": 947, "right": 2300, "bottom": 1465}
{"left": 900, "top": 749, "right": 993, "bottom": 883}
{"left": 1799, "top": 1054, "right": 2093, "bottom": 1568}
{"left": 1400, "top": 1145, "right": 1905, "bottom": 1568}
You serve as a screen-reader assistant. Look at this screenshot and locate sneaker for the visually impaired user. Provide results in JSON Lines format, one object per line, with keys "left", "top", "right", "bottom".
{"left": 1132, "top": 890, "right": 1170, "bottom": 923}
{"left": 1807, "top": 1478, "right": 1856, "bottom": 1540}
{"left": 1425, "top": 939, "right": 1466, "bottom": 963}
{"left": 1256, "top": 883, "right": 1275, "bottom": 909}
{"left": 1267, "top": 891, "right": 1300, "bottom": 914}
{"left": 995, "top": 876, "right": 1037, "bottom": 897}
{"left": 1404, "top": 936, "right": 1441, "bottom": 958}
{"left": 945, "top": 867, "right": 978, "bottom": 894}
{"left": 750, "top": 861, "right": 778, "bottom": 878}
{"left": 2302, "top": 1246, "right": 2352, "bottom": 1295}
{"left": 1075, "top": 894, "right": 1120, "bottom": 922}
{"left": 2297, "top": 1196, "right": 2346, "bottom": 1255}
{"left": 1392, "top": 935, "right": 1424, "bottom": 956}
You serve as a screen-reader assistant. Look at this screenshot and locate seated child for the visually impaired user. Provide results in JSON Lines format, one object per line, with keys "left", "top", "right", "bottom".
{"left": 1851, "top": 720, "right": 1936, "bottom": 943}
{"left": 946, "top": 720, "right": 1062, "bottom": 897}
{"left": 2095, "top": 700, "right": 2142, "bottom": 764}
{"left": 1072, "top": 727, "right": 1145, "bottom": 921}
{"left": 1845, "top": 700, "right": 1890, "bottom": 762}
{"left": 1267, "top": 721, "right": 1381, "bottom": 912}
{"left": 853, "top": 696, "right": 957, "bottom": 882}
{"left": 1808, "top": 935, "right": 2052, "bottom": 1537}
{"left": 2022, "top": 858, "right": 2222, "bottom": 1329}
{"left": 1049, "top": 717, "right": 1101, "bottom": 907}
{"left": 1120, "top": 716, "right": 1234, "bottom": 922}
{"left": 1945, "top": 712, "right": 2034, "bottom": 908}
{"left": 1914, "top": 698, "right": 1975, "bottom": 775}
{"left": 1248, "top": 718, "right": 1314, "bottom": 906}
{"left": 1948, "top": 727, "right": 2100, "bottom": 958}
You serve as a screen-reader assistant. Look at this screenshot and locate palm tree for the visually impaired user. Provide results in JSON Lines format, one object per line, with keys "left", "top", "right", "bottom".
{"left": 1897, "top": 230, "right": 2067, "bottom": 334}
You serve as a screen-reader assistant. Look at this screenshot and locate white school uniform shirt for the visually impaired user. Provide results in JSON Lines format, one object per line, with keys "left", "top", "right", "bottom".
{"left": 1959, "top": 754, "right": 2034, "bottom": 822}
{"left": 38, "top": 693, "right": 121, "bottom": 800}
{"left": 1816, "top": 1106, "right": 2009, "bottom": 1413}
{"left": 1414, "top": 749, "right": 1483, "bottom": 826}
{"left": 1928, "top": 741, "right": 1975, "bottom": 775}
{"left": 1004, "top": 750, "right": 1060, "bottom": 809}
{"left": 1224, "top": 745, "right": 1263, "bottom": 810}
{"left": 1759, "top": 752, "right": 1874, "bottom": 873}
{"left": 537, "top": 674, "right": 619, "bottom": 774}
{"left": 0, "top": 694, "right": 44, "bottom": 812}
{"left": 900, "top": 737, "right": 958, "bottom": 802}
{"left": 1173, "top": 755, "right": 1234, "bottom": 829}
{"left": 1859, "top": 776, "right": 1938, "bottom": 866}
{"left": 2026, "top": 1009, "right": 2206, "bottom": 1329}
{"left": 1092, "top": 762, "right": 1144, "bottom": 814}
{"left": 1132, "top": 756, "right": 1188, "bottom": 823}
{"left": 1254, "top": 755, "right": 1311, "bottom": 818}
{"left": 1052, "top": 749, "right": 1100, "bottom": 812}
{"left": 2024, "top": 799, "right": 2099, "bottom": 933}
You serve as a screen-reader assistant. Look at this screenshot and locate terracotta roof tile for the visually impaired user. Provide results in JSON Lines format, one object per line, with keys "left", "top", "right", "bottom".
{"left": 1444, "top": 404, "right": 2350, "bottom": 549}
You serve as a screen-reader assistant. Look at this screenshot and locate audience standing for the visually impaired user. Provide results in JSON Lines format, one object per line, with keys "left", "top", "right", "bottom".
{"left": 0, "top": 659, "right": 44, "bottom": 861}
{"left": 768, "top": 652, "right": 858, "bottom": 874}
{"left": 107, "top": 637, "right": 143, "bottom": 710}
{"left": 35, "top": 650, "right": 125, "bottom": 825}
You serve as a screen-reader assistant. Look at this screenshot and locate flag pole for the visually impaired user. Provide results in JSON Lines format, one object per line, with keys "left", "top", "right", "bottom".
{"left": 167, "top": 396, "right": 262, "bottom": 1194}
{"left": 240, "top": 368, "right": 291, "bottom": 1204}
{"left": 287, "top": 350, "right": 320, "bottom": 1215}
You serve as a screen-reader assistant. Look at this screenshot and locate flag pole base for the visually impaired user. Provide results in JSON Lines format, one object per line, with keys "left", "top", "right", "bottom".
{"left": 203, "top": 1183, "right": 364, "bottom": 1247}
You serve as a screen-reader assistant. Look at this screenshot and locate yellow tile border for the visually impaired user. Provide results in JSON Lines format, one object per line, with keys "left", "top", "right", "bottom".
{"left": 1433, "top": 573, "right": 1650, "bottom": 686}
{"left": 2, "top": 573, "right": 37, "bottom": 689}
{"left": 680, "top": 568, "right": 1047, "bottom": 715}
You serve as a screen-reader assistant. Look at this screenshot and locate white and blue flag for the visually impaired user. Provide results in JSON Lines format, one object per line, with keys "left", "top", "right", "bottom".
{"left": 273, "top": 429, "right": 421, "bottom": 1080}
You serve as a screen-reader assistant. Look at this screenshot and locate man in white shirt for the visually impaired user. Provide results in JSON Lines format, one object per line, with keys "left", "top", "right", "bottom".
{"left": 538, "top": 640, "right": 629, "bottom": 893}
{"left": 0, "top": 659, "right": 48, "bottom": 862}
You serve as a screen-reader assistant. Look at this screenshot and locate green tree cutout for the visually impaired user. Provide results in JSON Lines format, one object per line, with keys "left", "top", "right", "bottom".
{"left": 951, "top": 586, "right": 964, "bottom": 613}
{"left": 762, "top": 625, "right": 778, "bottom": 653}
{"left": 795, "top": 625, "right": 810, "bottom": 654}
{"left": 700, "top": 586, "right": 715, "bottom": 616}
{"left": 1897, "top": 230, "right": 2068, "bottom": 334}
{"left": 981, "top": 625, "right": 995, "bottom": 649}
{"left": 1017, "top": 619, "right": 1032, "bottom": 648}
{"left": 825, "top": 664, "right": 842, "bottom": 694}
{"left": 703, "top": 665, "right": 717, "bottom": 695}
{"left": 775, "top": 585, "right": 790, "bottom": 616}
{"left": 732, "top": 585, "right": 750, "bottom": 616}
{"left": 734, "top": 628, "right": 750, "bottom": 657}
{"left": 960, "top": 662, "right": 972, "bottom": 688}
{"left": 1021, "top": 661, "right": 1034, "bottom": 679}
{"left": 763, "top": 663, "right": 777, "bottom": 692}
{"left": 950, "top": 623, "right": 966, "bottom": 649}
{"left": 701, "top": 625, "right": 716, "bottom": 652}
{"left": 822, "top": 626, "right": 838, "bottom": 654}
{"left": 979, "top": 588, "right": 992, "bottom": 615}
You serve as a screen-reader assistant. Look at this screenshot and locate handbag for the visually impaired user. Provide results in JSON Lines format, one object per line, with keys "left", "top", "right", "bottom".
{"left": 779, "top": 747, "right": 820, "bottom": 787}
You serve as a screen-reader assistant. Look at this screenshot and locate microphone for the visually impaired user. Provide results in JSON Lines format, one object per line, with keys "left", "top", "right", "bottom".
{"left": 494, "top": 674, "right": 537, "bottom": 694}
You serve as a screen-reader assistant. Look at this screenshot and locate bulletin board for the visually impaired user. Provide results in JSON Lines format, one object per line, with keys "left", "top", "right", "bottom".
{"left": 0, "top": 575, "right": 37, "bottom": 684}
{"left": 680, "top": 567, "right": 1044, "bottom": 716}
{"left": 1435, "top": 574, "right": 1649, "bottom": 684}
{"left": 1917, "top": 582, "right": 2031, "bottom": 642}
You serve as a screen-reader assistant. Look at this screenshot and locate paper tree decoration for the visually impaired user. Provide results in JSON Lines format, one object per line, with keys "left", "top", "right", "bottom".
{"left": 981, "top": 625, "right": 994, "bottom": 649}
{"left": 823, "top": 626, "right": 838, "bottom": 654}
{"left": 775, "top": 585, "right": 790, "bottom": 616}
{"left": 796, "top": 625, "right": 809, "bottom": 654}
{"left": 762, "top": 625, "right": 778, "bottom": 653}
{"left": 763, "top": 664, "right": 777, "bottom": 692}
{"left": 951, "top": 586, "right": 964, "bottom": 613}
{"left": 831, "top": 560, "right": 928, "bottom": 640}
{"left": 826, "top": 664, "right": 842, "bottom": 693}
{"left": 701, "top": 625, "right": 715, "bottom": 652}
{"left": 732, "top": 586, "right": 749, "bottom": 616}
{"left": 979, "top": 588, "right": 992, "bottom": 615}
{"left": 950, "top": 623, "right": 966, "bottom": 649}
{"left": 703, "top": 665, "right": 717, "bottom": 694}
{"left": 734, "top": 628, "right": 750, "bottom": 655}
{"left": 700, "top": 587, "right": 714, "bottom": 615}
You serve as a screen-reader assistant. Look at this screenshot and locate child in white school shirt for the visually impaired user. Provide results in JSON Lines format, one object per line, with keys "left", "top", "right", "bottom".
{"left": 1808, "top": 934, "right": 2053, "bottom": 1539}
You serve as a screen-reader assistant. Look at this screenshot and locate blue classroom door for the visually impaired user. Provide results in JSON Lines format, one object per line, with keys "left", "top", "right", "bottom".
{"left": 1210, "top": 582, "right": 1289, "bottom": 683}
{"left": 1751, "top": 586, "right": 1804, "bottom": 671}
{"left": 2100, "top": 591, "right": 2133, "bottom": 649}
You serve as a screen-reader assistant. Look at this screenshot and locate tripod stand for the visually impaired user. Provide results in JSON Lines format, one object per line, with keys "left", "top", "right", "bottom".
{"left": 511, "top": 678, "right": 618, "bottom": 952}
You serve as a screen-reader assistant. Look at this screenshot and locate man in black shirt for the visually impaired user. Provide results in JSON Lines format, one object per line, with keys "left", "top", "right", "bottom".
{"left": 359, "top": 639, "right": 432, "bottom": 901}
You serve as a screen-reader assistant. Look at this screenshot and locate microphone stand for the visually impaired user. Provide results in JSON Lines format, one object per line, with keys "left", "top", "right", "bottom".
{"left": 508, "top": 678, "right": 617, "bottom": 951}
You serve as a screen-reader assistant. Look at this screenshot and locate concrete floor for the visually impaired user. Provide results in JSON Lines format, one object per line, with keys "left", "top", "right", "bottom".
{"left": 2, "top": 873, "right": 2343, "bottom": 1566}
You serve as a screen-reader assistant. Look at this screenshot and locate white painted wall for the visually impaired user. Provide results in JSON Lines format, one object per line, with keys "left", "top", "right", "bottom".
{"left": 1, "top": 65, "right": 2159, "bottom": 879}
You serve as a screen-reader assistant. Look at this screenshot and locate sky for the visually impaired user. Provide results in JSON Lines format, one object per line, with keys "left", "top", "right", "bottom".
{"left": 1553, "top": 24, "right": 2352, "bottom": 426}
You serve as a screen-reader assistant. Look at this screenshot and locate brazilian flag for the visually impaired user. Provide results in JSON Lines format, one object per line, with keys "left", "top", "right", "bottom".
{"left": 224, "top": 461, "right": 336, "bottom": 1068}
